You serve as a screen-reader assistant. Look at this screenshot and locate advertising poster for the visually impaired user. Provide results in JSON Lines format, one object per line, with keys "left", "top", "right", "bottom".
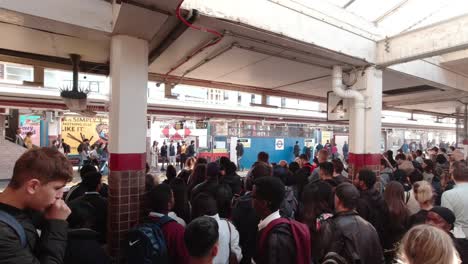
{"left": 275, "top": 138, "right": 285, "bottom": 150}
{"left": 322, "top": 131, "right": 332, "bottom": 145}
{"left": 238, "top": 138, "right": 251, "bottom": 148}
{"left": 61, "top": 116, "right": 109, "bottom": 154}
{"left": 19, "top": 115, "right": 41, "bottom": 147}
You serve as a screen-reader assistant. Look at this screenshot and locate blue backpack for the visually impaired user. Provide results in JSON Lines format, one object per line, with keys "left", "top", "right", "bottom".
{"left": 126, "top": 215, "right": 175, "bottom": 264}
{"left": 0, "top": 210, "right": 27, "bottom": 248}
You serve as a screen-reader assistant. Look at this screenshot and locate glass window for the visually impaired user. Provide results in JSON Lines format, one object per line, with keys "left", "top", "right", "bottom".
{"left": 5, "top": 64, "right": 33, "bottom": 82}
{"left": 44, "top": 69, "right": 108, "bottom": 93}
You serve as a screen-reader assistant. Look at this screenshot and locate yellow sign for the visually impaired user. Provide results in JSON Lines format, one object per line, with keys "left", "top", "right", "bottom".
{"left": 61, "top": 116, "right": 109, "bottom": 154}
{"left": 322, "top": 131, "right": 332, "bottom": 145}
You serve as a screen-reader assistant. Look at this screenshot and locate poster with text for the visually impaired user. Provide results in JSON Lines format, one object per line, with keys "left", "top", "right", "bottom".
{"left": 61, "top": 116, "right": 109, "bottom": 154}
{"left": 19, "top": 115, "right": 41, "bottom": 147}
{"left": 238, "top": 138, "right": 251, "bottom": 148}
{"left": 321, "top": 131, "right": 332, "bottom": 145}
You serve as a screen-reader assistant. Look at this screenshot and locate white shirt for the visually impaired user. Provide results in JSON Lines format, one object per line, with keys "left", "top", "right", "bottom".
{"left": 148, "top": 212, "right": 186, "bottom": 227}
{"left": 406, "top": 189, "right": 420, "bottom": 215}
{"left": 442, "top": 182, "right": 468, "bottom": 238}
{"left": 258, "top": 210, "right": 281, "bottom": 231}
{"left": 208, "top": 214, "right": 242, "bottom": 264}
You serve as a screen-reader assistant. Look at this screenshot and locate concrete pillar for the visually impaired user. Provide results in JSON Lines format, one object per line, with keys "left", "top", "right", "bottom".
{"left": 348, "top": 67, "right": 383, "bottom": 179}
{"left": 165, "top": 83, "right": 174, "bottom": 98}
{"left": 0, "top": 115, "right": 5, "bottom": 144}
{"left": 33, "top": 66, "right": 44, "bottom": 86}
{"left": 261, "top": 94, "right": 268, "bottom": 105}
{"left": 108, "top": 35, "right": 148, "bottom": 263}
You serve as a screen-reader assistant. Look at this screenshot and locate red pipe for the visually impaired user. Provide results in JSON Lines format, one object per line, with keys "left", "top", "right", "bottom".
{"left": 163, "top": 0, "right": 224, "bottom": 80}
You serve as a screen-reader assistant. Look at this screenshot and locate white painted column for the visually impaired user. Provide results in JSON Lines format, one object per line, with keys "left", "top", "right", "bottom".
{"left": 364, "top": 67, "right": 383, "bottom": 153}
{"left": 109, "top": 35, "right": 148, "bottom": 155}
{"left": 108, "top": 35, "right": 148, "bottom": 263}
{"left": 348, "top": 66, "right": 383, "bottom": 177}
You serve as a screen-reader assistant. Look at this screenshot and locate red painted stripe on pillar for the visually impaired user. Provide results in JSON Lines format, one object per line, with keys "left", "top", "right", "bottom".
{"left": 109, "top": 153, "right": 146, "bottom": 171}
{"left": 348, "top": 153, "right": 381, "bottom": 166}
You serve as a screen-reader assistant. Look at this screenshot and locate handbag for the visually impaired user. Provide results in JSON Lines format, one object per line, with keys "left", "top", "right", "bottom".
{"left": 225, "top": 220, "right": 239, "bottom": 264}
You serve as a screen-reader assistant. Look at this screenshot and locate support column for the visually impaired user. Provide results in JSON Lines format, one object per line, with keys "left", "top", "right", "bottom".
{"left": 108, "top": 35, "right": 148, "bottom": 263}
{"left": 33, "top": 66, "right": 44, "bottom": 86}
{"left": 348, "top": 67, "right": 383, "bottom": 179}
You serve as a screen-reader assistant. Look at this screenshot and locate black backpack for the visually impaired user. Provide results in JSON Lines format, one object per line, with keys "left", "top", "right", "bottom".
{"left": 127, "top": 216, "right": 175, "bottom": 264}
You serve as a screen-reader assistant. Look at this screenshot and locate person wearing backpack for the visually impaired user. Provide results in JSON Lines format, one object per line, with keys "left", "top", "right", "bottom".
{"left": 324, "top": 182, "right": 384, "bottom": 264}
{"left": 253, "top": 177, "right": 311, "bottom": 264}
{"left": 127, "top": 184, "right": 189, "bottom": 264}
{"left": 0, "top": 147, "right": 73, "bottom": 264}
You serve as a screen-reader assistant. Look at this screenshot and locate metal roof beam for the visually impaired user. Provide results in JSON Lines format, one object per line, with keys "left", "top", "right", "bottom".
{"left": 377, "top": 15, "right": 468, "bottom": 67}
{"left": 181, "top": 0, "right": 379, "bottom": 63}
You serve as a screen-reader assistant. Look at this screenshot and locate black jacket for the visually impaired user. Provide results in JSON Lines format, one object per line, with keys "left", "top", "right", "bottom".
{"left": 160, "top": 145, "right": 168, "bottom": 157}
{"left": 332, "top": 211, "right": 384, "bottom": 264}
{"left": 65, "top": 183, "right": 108, "bottom": 202}
{"left": 254, "top": 223, "right": 296, "bottom": 264}
{"left": 0, "top": 203, "right": 68, "bottom": 264}
{"left": 232, "top": 192, "right": 260, "bottom": 264}
{"left": 64, "top": 229, "right": 110, "bottom": 264}
{"left": 220, "top": 172, "right": 242, "bottom": 195}
{"left": 356, "top": 188, "right": 387, "bottom": 242}
{"left": 291, "top": 167, "right": 310, "bottom": 200}
{"left": 67, "top": 193, "right": 108, "bottom": 243}
{"left": 187, "top": 144, "right": 195, "bottom": 157}
{"left": 191, "top": 180, "right": 218, "bottom": 200}
{"left": 236, "top": 143, "right": 244, "bottom": 157}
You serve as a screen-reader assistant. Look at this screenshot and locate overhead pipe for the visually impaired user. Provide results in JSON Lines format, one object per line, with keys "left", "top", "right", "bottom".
{"left": 161, "top": 0, "right": 224, "bottom": 83}
{"left": 332, "top": 65, "right": 365, "bottom": 154}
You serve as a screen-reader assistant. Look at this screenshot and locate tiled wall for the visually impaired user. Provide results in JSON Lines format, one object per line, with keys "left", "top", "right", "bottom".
{"left": 108, "top": 169, "right": 146, "bottom": 263}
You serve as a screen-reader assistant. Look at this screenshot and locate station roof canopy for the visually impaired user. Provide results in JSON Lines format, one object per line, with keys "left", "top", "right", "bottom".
{"left": 1, "top": 0, "right": 468, "bottom": 116}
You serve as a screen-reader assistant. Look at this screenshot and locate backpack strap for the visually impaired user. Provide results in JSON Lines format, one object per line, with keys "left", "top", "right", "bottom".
{"left": 0, "top": 210, "right": 27, "bottom": 248}
{"left": 154, "top": 215, "right": 176, "bottom": 227}
{"left": 258, "top": 218, "right": 310, "bottom": 264}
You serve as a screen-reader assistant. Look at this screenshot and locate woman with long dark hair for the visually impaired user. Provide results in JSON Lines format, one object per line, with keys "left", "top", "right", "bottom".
{"left": 187, "top": 163, "right": 207, "bottom": 196}
{"left": 170, "top": 178, "right": 191, "bottom": 224}
{"left": 301, "top": 181, "right": 334, "bottom": 263}
{"left": 177, "top": 157, "right": 196, "bottom": 184}
{"left": 163, "top": 165, "right": 177, "bottom": 185}
{"left": 383, "top": 181, "right": 410, "bottom": 263}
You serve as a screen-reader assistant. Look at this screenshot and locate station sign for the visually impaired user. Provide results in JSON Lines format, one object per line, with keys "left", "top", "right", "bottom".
{"left": 304, "top": 138, "right": 315, "bottom": 147}
{"left": 327, "top": 91, "right": 350, "bottom": 121}
{"left": 196, "top": 121, "right": 208, "bottom": 129}
{"left": 275, "top": 138, "right": 285, "bottom": 150}
{"left": 238, "top": 138, "right": 251, "bottom": 148}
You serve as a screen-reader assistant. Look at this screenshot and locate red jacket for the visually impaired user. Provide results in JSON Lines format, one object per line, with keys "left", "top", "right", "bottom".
{"left": 152, "top": 216, "right": 190, "bottom": 264}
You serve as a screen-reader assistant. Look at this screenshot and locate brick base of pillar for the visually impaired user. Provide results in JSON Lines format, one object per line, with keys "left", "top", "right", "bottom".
{"left": 108, "top": 153, "right": 146, "bottom": 263}
{"left": 348, "top": 153, "right": 381, "bottom": 181}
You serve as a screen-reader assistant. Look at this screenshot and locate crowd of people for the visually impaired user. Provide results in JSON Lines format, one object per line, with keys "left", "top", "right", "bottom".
{"left": 150, "top": 140, "right": 197, "bottom": 172}
{"left": 0, "top": 144, "right": 468, "bottom": 264}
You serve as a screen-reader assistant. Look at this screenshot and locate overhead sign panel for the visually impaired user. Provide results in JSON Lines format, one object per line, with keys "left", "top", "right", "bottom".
{"left": 327, "top": 91, "right": 350, "bottom": 121}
